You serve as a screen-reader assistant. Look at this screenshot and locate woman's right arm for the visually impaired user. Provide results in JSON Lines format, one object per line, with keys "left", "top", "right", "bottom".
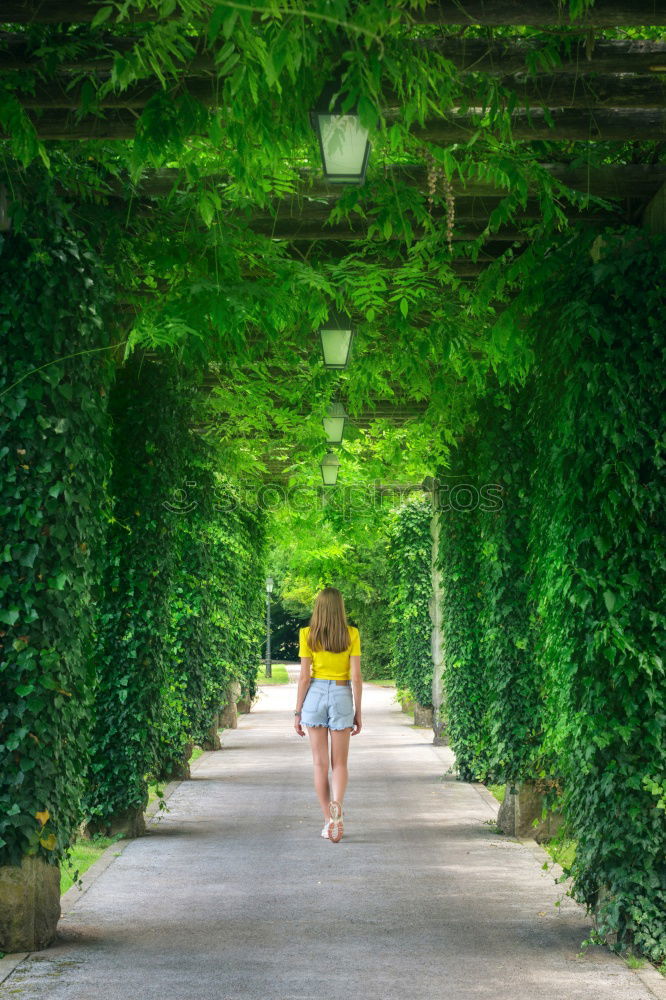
{"left": 350, "top": 654, "right": 362, "bottom": 735}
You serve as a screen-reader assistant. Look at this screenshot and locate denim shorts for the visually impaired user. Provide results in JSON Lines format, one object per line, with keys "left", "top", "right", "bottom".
{"left": 301, "top": 678, "right": 354, "bottom": 731}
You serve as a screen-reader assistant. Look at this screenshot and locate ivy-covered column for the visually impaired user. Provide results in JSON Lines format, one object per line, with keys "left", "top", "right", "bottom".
{"left": 87, "top": 356, "right": 194, "bottom": 835}
{"left": 472, "top": 390, "right": 546, "bottom": 837}
{"left": 175, "top": 473, "right": 267, "bottom": 751}
{"left": 207, "top": 480, "right": 267, "bottom": 726}
{"left": 387, "top": 495, "right": 434, "bottom": 725}
{"left": 435, "top": 436, "right": 490, "bottom": 782}
{"left": 528, "top": 230, "right": 666, "bottom": 962}
{"left": 0, "top": 205, "right": 113, "bottom": 951}
{"left": 428, "top": 486, "right": 446, "bottom": 744}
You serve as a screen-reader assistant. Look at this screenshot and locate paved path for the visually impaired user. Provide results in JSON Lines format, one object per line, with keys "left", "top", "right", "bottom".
{"left": 1, "top": 680, "right": 658, "bottom": 1000}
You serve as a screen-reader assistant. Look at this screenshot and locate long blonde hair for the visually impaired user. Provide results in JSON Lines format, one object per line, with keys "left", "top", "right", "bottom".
{"left": 308, "top": 587, "right": 350, "bottom": 654}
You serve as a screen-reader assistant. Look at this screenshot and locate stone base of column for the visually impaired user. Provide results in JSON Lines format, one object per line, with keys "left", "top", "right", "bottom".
{"left": 202, "top": 719, "right": 222, "bottom": 751}
{"left": 237, "top": 695, "right": 253, "bottom": 714}
{"left": 496, "top": 781, "right": 563, "bottom": 842}
{"left": 161, "top": 741, "right": 194, "bottom": 781}
{"left": 0, "top": 856, "right": 61, "bottom": 953}
{"left": 218, "top": 700, "right": 237, "bottom": 729}
{"left": 413, "top": 702, "right": 434, "bottom": 727}
{"left": 219, "top": 680, "right": 242, "bottom": 729}
{"left": 398, "top": 693, "right": 414, "bottom": 714}
{"left": 88, "top": 806, "right": 147, "bottom": 839}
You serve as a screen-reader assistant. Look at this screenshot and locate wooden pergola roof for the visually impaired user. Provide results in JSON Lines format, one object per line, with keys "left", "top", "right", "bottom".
{"left": 3, "top": 2, "right": 666, "bottom": 246}
{"left": 2, "top": 0, "right": 665, "bottom": 483}
{"left": 3, "top": 1, "right": 666, "bottom": 25}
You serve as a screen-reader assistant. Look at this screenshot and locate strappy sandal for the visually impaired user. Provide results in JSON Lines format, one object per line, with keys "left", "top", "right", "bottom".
{"left": 328, "top": 800, "right": 344, "bottom": 843}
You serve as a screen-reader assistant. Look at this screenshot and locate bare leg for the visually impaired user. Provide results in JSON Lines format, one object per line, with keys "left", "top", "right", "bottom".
{"left": 307, "top": 725, "right": 331, "bottom": 820}
{"left": 330, "top": 727, "right": 352, "bottom": 805}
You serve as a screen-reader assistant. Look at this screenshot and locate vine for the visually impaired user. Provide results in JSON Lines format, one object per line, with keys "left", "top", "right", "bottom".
{"left": 526, "top": 228, "right": 666, "bottom": 963}
{"left": 387, "top": 494, "right": 434, "bottom": 707}
{"left": 87, "top": 355, "right": 195, "bottom": 825}
{"left": 0, "top": 188, "right": 113, "bottom": 866}
{"left": 435, "top": 435, "right": 490, "bottom": 782}
{"left": 475, "top": 389, "right": 542, "bottom": 787}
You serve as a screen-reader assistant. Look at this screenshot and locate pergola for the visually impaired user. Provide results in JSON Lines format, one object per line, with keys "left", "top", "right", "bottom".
{"left": 2, "top": 0, "right": 665, "bottom": 481}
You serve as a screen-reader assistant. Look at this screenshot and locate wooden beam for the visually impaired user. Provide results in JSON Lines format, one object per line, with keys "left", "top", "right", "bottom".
{"left": 8, "top": 73, "right": 666, "bottom": 111}
{"left": 282, "top": 246, "right": 504, "bottom": 275}
{"left": 249, "top": 219, "right": 530, "bottom": 241}
{"left": 418, "top": 37, "right": 666, "bottom": 75}
{"left": 4, "top": 0, "right": 666, "bottom": 26}
{"left": 473, "top": 74, "right": 666, "bottom": 110}
{"left": 128, "top": 163, "right": 666, "bottom": 202}
{"left": 4, "top": 35, "right": 666, "bottom": 76}
{"left": 9, "top": 77, "right": 220, "bottom": 110}
{"left": 10, "top": 106, "right": 665, "bottom": 142}
{"left": 642, "top": 181, "right": 666, "bottom": 232}
{"left": 0, "top": 1, "right": 177, "bottom": 22}
{"left": 415, "top": 108, "right": 666, "bottom": 142}
{"left": 416, "top": 1, "right": 666, "bottom": 26}
{"left": 0, "top": 33, "right": 209, "bottom": 71}
{"left": 250, "top": 200, "right": 616, "bottom": 227}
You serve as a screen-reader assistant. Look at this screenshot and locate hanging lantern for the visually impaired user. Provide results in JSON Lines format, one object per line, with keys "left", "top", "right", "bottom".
{"left": 319, "top": 312, "right": 354, "bottom": 370}
{"left": 320, "top": 452, "right": 340, "bottom": 486}
{"left": 310, "top": 84, "right": 371, "bottom": 184}
{"left": 323, "top": 401, "right": 347, "bottom": 445}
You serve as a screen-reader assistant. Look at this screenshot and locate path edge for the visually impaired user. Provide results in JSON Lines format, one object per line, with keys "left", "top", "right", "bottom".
{"left": 0, "top": 750, "right": 217, "bottom": 986}
{"left": 444, "top": 764, "right": 666, "bottom": 998}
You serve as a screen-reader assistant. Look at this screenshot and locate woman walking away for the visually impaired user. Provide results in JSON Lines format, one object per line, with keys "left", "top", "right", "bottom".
{"left": 294, "top": 587, "right": 362, "bottom": 843}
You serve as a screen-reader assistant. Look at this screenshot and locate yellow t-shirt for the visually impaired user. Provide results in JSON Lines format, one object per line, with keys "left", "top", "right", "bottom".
{"left": 299, "top": 625, "right": 361, "bottom": 681}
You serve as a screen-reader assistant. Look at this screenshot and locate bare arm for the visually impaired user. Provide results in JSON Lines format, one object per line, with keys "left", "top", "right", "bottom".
{"left": 294, "top": 657, "right": 312, "bottom": 737}
{"left": 350, "top": 655, "right": 362, "bottom": 735}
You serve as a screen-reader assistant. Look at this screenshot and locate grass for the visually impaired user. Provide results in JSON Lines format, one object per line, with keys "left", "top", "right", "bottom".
{"left": 257, "top": 663, "right": 290, "bottom": 684}
{"left": 486, "top": 783, "right": 506, "bottom": 803}
{"left": 147, "top": 781, "right": 166, "bottom": 806}
{"left": 544, "top": 837, "right": 577, "bottom": 871}
{"left": 60, "top": 833, "right": 125, "bottom": 895}
{"left": 146, "top": 745, "right": 206, "bottom": 806}
{"left": 394, "top": 687, "right": 415, "bottom": 716}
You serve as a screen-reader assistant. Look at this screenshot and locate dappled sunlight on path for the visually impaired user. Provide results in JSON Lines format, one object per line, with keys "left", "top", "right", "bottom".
{"left": 1, "top": 680, "right": 655, "bottom": 1000}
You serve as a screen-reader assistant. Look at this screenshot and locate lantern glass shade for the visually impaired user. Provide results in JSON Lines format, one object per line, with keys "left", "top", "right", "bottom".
{"left": 265, "top": 576, "right": 274, "bottom": 594}
{"left": 319, "top": 315, "right": 354, "bottom": 369}
{"left": 311, "top": 112, "right": 370, "bottom": 184}
{"left": 323, "top": 402, "right": 347, "bottom": 445}
{"left": 320, "top": 452, "right": 340, "bottom": 486}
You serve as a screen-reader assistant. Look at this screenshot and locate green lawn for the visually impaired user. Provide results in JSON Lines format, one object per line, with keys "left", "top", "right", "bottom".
{"left": 544, "top": 837, "right": 577, "bottom": 871}
{"left": 147, "top": 780, "right": 170, "bottom": 806}
{"left": 61, "top": 834, "right": 125, "bottom": 895}
{"left": 257, "top": 663, "right": 290, "bottom": 684}
{"left": 486, "top": 783, "right": 506, "bottom": 803}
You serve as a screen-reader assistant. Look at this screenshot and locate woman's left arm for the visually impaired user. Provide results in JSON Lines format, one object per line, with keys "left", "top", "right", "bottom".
{"left": 294, "top": 657, "right": 311, "bottom": 737}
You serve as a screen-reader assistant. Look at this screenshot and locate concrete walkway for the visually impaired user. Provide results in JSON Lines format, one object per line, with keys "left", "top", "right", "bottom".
{"left": 1, "top": 679, "right": 660, "bottom": 1000}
